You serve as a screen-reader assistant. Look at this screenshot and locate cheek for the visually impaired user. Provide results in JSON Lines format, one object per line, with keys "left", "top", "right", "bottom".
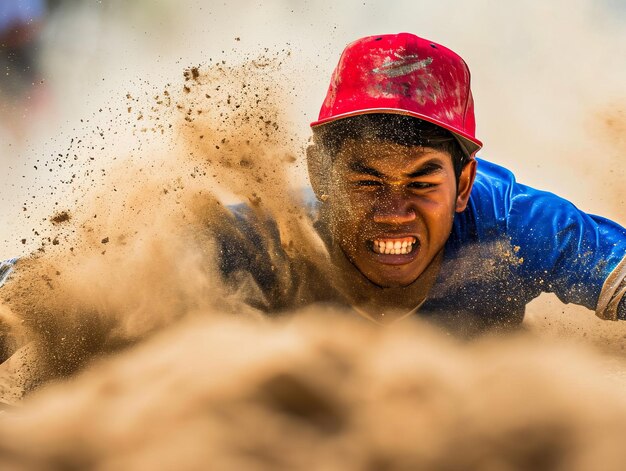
{"left": 420, "top": 197, "right": 455, "bottom": 219}
{"left": 329, "top": 190, "right": 373, "bottom": 245}
{"left": 415, "top": 192, "right": 457, "bottom": 234}
{"left": 331, "top": 180, "right": 372, "bottom": 218}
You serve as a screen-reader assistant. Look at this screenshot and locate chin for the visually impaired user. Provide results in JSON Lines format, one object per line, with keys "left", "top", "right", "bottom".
{"left": 363, "top": 268, "right": 421, "bottom": 289}
{"left": 377, "top": 278, "right": 417, "bottom": 289}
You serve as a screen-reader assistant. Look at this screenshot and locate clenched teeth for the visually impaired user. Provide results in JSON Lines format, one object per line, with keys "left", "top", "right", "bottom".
{"left": 372, "top": 237, "right": 416, "bottom": 255}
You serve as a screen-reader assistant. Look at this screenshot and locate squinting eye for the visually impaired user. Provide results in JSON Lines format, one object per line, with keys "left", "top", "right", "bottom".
{"left": 408, "top": 182, "right": 436, "bottom": 190}
{"left": 356, "top": 180, "right": 382, "bottom": 187}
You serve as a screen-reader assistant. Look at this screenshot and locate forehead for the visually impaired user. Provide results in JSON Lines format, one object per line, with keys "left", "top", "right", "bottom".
{"left": 335, "top": 138, "right": 452, "bottom": 174}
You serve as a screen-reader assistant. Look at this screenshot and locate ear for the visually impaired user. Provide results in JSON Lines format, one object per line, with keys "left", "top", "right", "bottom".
{"left": 306, "top": 143, "right": 331, "bottom": 201}
{"left": 455, "top": 159, "right": 477, "bottom": 212}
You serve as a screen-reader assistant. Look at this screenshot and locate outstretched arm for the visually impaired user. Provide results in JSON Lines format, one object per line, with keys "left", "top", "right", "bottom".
{"left": 508, "top": 184, "right": 626, "bottom": 320}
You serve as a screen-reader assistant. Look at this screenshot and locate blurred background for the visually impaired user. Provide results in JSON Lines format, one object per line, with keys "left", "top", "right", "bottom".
{"left": 0, "top": 0, "right": 624, "bottom": 257}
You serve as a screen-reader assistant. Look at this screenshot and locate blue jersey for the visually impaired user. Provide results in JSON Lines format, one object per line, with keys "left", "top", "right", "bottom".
{"left": 421, "top": 158, "right": 626, "bottom": 331}
{"left": 1, "top": 159, "right": 625, "bottom": 333}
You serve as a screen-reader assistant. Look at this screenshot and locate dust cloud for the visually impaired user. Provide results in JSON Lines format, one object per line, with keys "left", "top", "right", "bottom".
{"left": 0, "top": 54, "right": 332, "bottom": 389}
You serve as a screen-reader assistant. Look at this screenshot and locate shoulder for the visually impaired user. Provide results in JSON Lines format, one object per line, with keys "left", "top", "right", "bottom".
{"left": 463, "top": 158, "right": 577, "bottom": 232}
{"left": 471, "top": 158, "right": 519, "bottom": 211}
{"left": 450, "top": 158, "right": 519, "bottom": 243}
{"left": 226, "top": 189, "right": 319, "bottom": 234}
{"left": 474, "top": 157, "right": 517, "bottom": 185}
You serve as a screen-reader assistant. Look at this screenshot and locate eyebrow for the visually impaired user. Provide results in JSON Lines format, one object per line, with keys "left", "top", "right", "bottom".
{"left": 347, "top": 161, "right": 385, "bottom": 178}
{"left": 348, "top": 160, "right": 445, "bottom": 178}
{"left": 407, "top": 161, "right": 444, "bottom": 178}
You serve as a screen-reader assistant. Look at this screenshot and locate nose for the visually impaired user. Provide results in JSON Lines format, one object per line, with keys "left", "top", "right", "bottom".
{"left": 372, "top": 190, "right": 417, "bottom": 224}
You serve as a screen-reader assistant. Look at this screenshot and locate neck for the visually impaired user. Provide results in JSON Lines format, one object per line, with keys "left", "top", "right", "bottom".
{"left": 329, "top": 242, "right": 442, "bottom": 324}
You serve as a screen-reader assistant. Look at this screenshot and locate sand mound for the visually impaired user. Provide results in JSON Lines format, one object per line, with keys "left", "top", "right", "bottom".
{"left": 1, "top": 313, "right": 626, "bottom": 470}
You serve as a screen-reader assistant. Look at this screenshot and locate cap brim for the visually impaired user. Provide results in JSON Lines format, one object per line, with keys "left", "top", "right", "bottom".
{"left": 311, "top": 108, "right": 482, "bottom": 159}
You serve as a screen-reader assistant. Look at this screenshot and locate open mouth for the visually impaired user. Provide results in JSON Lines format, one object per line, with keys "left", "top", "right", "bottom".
{"left": 371, "top": 236, "right": 417, "bottom": 255}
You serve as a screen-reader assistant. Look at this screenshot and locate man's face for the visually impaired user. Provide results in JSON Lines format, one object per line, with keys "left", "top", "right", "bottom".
{"left": 326, "top": 139, "right": 472, "bottom": 288}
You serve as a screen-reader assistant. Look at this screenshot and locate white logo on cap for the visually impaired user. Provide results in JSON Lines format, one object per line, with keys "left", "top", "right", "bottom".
{"left": 372, "top": 53, "right": 433, "bottom": 78}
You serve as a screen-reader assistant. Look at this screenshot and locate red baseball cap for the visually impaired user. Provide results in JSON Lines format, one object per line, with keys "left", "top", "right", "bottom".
{"left": 311, "top": 33, "right": 482, "bottom": 158}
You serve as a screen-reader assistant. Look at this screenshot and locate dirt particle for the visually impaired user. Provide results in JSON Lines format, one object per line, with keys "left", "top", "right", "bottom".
{"left": 50, "top": 211, "right": 71, "bottom": 225}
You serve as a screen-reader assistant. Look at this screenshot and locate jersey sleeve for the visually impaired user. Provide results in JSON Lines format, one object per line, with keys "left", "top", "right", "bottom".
{"left": 0, "top": 259, "right": 17, "bottom": 289}
{"left": 503, "top": 176, "right": 626, "bottom": 320}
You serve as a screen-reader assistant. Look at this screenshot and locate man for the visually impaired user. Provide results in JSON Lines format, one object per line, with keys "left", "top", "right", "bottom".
{"left": 220, "top": 32, "right": 626, "bottom": 333}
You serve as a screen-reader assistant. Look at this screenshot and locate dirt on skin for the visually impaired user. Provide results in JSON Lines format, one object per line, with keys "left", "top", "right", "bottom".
{"left": 0, "top": 55, "right": 626, "bottom": 469}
